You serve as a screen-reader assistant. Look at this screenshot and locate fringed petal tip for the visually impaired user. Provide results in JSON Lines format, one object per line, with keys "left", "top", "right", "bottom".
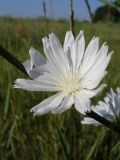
{"left": 80, "top": 30, "right": 84, "bottom": 34}
{"left": 30, "top": 106, "right": 42, "bottom": 116}
{"left": 13, "top": 85, "right": 18, "bottom": 89}
{"left": 30, "top": 108, "right": 43, "bottom": 116}
{"left": 23, "top": 59, "right": 32, "bottom": 71}
{"left": 29, "top": 47, "right": 34, "bottom": 55}
{"left": 81, "top": 117, "right": 101, "bottom": 126}
{"left": 13, "top": 79, "right": 20, "bottom": 89}
{"left": 30, "top": 107, "right": 37, "bottom": 113}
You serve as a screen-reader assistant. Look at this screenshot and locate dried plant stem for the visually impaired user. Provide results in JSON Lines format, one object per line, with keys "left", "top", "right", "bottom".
{"left": 42, "top": 0, "right": 48, "bottom": 35}
{"left": 69, "top": 0, "right": 75, "bottom": 35}
{"left": 84, "top": 0, "right": 93, "bottom": 22}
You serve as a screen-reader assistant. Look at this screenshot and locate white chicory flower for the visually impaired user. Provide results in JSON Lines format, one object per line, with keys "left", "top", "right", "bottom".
{"left": 81, "top": 88, "right": 120, "bottom": 125}
{"left": 14, "top": 31, "right": 112, "bottom": 115}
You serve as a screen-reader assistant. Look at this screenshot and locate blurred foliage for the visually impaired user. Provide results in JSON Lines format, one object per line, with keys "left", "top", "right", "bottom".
{"left": 99, "top": 0, "right": 120, "bottom": 12}
{"left": 94, "top": 0, "right": 120, "bottom": 22}
{"left": 93, "top": 5, "right": 120, "bottom": 22}
{"left": 0, "top": 17, "right": 120, "bottom": 160}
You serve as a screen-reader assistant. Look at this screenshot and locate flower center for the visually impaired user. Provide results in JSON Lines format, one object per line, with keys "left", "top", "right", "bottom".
{"left": 58, "top": 72, "right": 81, "bottom": 95}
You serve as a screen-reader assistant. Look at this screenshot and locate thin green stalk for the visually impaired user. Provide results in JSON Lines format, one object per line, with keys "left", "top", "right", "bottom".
{"left": 87, "top": 111, "right": 120, "bottom": 133}
{"left": 56, "top": 124, "right": 69, "bottom": 160}
{"left": 0, "top": 45, "right": 28, "bottom": 76}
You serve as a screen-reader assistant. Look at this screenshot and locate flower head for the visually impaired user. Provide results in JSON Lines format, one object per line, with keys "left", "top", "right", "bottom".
{"left": 14, "top": 31, "right": 112, "bottom": 115}
{"left": 81, "top": 88, "right": 120, "bottom": 126}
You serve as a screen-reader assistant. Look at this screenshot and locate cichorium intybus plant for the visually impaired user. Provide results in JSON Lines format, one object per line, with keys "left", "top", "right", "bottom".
{"left": 0, "top": 31, "right": 120, "bottom": 134}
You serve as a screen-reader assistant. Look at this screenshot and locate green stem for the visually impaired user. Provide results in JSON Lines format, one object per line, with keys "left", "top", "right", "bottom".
{"left": 0, "top": 45, "right": 28, "bottom": 76}
{"left": 87, "top": 111, "right": 120, "bottom": 133}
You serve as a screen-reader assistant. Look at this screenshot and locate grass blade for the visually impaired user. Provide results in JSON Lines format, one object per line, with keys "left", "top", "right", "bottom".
{"left": 86, "top": 133, "right": 104, "bottom": 160}
{"left": 56, "top": 124, "right": 69, "bottom": 160}
{"left": 4, "top": 85, "right": 10, "bottom": 119}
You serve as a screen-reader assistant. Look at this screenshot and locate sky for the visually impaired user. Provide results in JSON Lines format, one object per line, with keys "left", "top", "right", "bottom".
{"left": 0, "top": 0, "right": 104, "bottom": 21}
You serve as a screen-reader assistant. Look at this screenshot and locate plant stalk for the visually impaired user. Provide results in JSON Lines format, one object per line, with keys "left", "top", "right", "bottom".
{"left": 69, "top": 0, "right": 75, "bottom": 35}
{"left": 87, "top": 111, "right": 120, "bottom": 133}
{"left": 84, "top": 0, "right": 93, "bottom": 22}
{"left": 0, "top": 45, "right": 28, "bottom": 76}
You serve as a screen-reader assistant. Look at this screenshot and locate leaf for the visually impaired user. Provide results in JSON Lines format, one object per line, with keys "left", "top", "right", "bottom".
{"left": 56, "top": 124, "right": 69, "bottom": 160}
{"left": 7, "top": 120, "right": 16, "bottom": 148}
{"left": 99, "top": 0, "right": 120, "bottom": 12}
{"left": 4, "top": 85, "right": 10, "bottom": 119}
{"left": 112, "top": 141, "right": 120, "bottom": 152}
{"left": 99, "top": 0, "right": 115, "bottom": 7}
{"left": 11, "top": 139, "right": 17, "bottom": 160}
{"left": 86, "top": 133, "right": 104, "bottom": 160}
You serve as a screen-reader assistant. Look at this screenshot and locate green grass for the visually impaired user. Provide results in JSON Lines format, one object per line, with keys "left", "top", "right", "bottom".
{"left": 0, "top": 17, "right": 120, "bottom": 160}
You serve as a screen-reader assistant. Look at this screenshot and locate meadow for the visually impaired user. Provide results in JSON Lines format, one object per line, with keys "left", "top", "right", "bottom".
{"left": 0, "top": 17, "right": 120, "bottom": 160}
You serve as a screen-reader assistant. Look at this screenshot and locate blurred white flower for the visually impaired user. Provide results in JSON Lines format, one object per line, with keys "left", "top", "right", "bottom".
{"left": 14, "top": 31, "right": 112, "bottom": 115}
{"left": 81, "top": 88, "right": 120, "bottom": 126}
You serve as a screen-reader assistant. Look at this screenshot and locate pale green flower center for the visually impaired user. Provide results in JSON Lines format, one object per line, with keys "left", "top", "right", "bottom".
{"left": 58, "top": 72, "right": 81, "bottom": 94}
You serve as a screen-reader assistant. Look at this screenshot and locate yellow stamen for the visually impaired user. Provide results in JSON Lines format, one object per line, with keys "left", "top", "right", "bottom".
{"left": 58, "top": 72, "right": 81, "bottom": 94}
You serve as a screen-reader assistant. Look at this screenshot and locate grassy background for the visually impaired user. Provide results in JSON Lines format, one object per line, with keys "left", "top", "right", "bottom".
{"left": 0, "top": 17, "right": 120, "bottom": 160}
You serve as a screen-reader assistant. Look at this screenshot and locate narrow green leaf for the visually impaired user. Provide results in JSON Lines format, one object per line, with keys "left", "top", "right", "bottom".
{"left": 112, "top": 141, "right": 120, "bottom": 152}
{"left": 11, "top": 139, "right": 16, "bottom": 160}
{"left": 7, "top": 120, "right": 16, "bottom": 148}
{"left": 56, "top": 124, "right": 69, "bottom": 160}
{"left": 4, "top": 85, "right": 10, "bottom": 119}
{"left": 86, "top": 133, "right": 104, "bottom": 160}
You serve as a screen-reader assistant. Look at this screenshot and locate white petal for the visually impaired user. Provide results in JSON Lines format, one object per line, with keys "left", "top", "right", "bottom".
{"left": 14, "top": 79, "right": 59, "bottom": 91}
{"left": 30, "top": 92, "right": 66, "bottom": 115}
{"left": 102, "top": 113, "right": 115, "bottom": 121}
{"left": 49, "top": 33, "right": 69, "bottom": 71}
{"left": 90, "top": 52, "right": 112, "bottom": 78}
{"left": 83, "top": 51, "right": 113, "bottom": 82}
{"left": 75, "top": 31, "right": 85, "bottom": 71}
{"left": 23, "top": 48, "right": 48, "bottom": 79}
{"left": 70, "top": 41, "right": 76, "bottom": 69}
{"left": 23, "top": 59, "right": 33, "bottom": 73}
{"left": 29, "top": 47, "right": 47, "bottom": 66}
{"left": 81, "top": 48, "right": 112, "bottom": 90}
{"left": 114, "top": 94, "right": 120, "bottom": 117}
{"left": 75, "top": 93, "right": 90, "bottom": 115}
{"left": 108, "top": 99, "right": 117, "bottom": 117}
{"left": 81, "top": 117, "right": 101, "bottom": 126}
{"left": 63, "top": 31, "right": 79, "bottom": 71}
{"left": 80, "top": 43, "right": 109, "bottom": 77}
{"left": 85, "top": 37, "right": 99, "bottom": 58}
{"left": 28, "top": 68, "right": 44, "bottom": 79}
{"left": 35, "top": 72, "right": 59, "bottom": 86}
{"left": 66, "top": 47, "right": 73, "bottom": 68}
{"left": 52, "top": 95, "right": 74, "bottom": 114}
{"left": 79, "top": 84, "right": 107, "bottom": 99}
{"left": 42, "top": 37, "right": 66, "bottom": 74}
{"left": 80, "top": 37, "right": 99, "bottom": 74}
{"left": 63, "top": 31, "right": 74, "bottom": 54}
{"left": 94, "top": 107, "right": 115, "bottom": 122}
{"left": 82, "top": 71, "right": 107, "bottom": 89}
